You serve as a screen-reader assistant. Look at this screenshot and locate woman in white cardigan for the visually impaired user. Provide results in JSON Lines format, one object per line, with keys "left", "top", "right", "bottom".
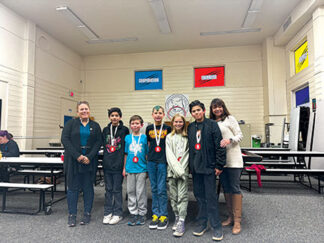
{"left": 209, "top": 98, "right": 243, "bottom": 235}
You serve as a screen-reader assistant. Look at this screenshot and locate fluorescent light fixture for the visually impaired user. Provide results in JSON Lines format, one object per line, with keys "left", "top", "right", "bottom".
{"left": 87, "top": 37, "right": 138, "bottom": 44}
{"left": 241, "top": 0, "right": 263, "bottom": 28}
{"left": 56, "top": 6, "right": 99, "bottom": 40}
{"left": 78, "top": 26, "right": 99, "bottom": 40}
{"left": 202, "top": 0, "right": 263, "bottom": 37}
{"left": 242, "top": 10, "right": 259, "bottom": 28}
{"left": 200, "top": 28, "right": 261, "bottom": 36}
{"left": 249, "top": 0, "right": 263, "bottom": 11}
{"left": 148, "top": 0, "right": 171, "bottom": 34}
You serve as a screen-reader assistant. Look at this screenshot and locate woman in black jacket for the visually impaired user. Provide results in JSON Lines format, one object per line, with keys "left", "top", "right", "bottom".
{"left": 61, "top": 101, "right": 102, "bottom": 227}
{"left": 0, "top": 130, "right": 20, "bottom": 157}
{"left": 0, "top": 130, "right": 20, "bottom": 182}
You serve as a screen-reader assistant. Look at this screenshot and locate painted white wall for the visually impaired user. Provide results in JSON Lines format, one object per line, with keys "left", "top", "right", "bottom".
{"left": 33, "top": 28, "right": 83, "bottom": 148}
{"left": 0, "top": 81, "right": 8, "bottom": 129}
{"left": 283, "top": 6, "right": 324, "bottom": 154}
{"left": 0, "top": 3, "right": 28, "bottom": 148}
{"left": 4, "top": 1, "right": 323, "bottom": 150}
{"left": 284, "top": 6, "right": 324, "bottom": 111}
{"left": 83, "top": 46, "right": 265, "bottom": 139}
{"left": 285, "top": 20, "right": 314, "bottom": 114}
{"left": 0, "top": 3, "right": 83, "bottom": 149}
{"left": 312, "top": 7, "right": 324, "bottom": 101}
{"left": 262, "top": 38, "right": 288, "bottom": 144}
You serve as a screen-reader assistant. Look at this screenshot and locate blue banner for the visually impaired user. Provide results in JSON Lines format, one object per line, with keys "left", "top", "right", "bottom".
{"left": 135, "top": 70, "right": 162, "bottom": 90}
{"left": 296, "top": 86, "right": 309, "bottom": 107}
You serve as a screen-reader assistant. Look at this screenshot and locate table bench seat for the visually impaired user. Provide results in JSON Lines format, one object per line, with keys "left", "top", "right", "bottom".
{"left": 17, "top": 169, "right": 63, "bottom": 175}
{"left": 0, "top": 182, "right": 53, "bottom": 215}
{"left": 245, "top": 162, "right": 298, "bottom": 167}
{"left": 244, "top": 168, "right": 324, "bottom": 193}
{"left": 245, "top": 168, "right": 324, "bottom": 173}
{"left": 16, "top": 169, "right": 63, "bottom": 190}
{"left": 261, "top": 159, "right": 291, "bottom": 163}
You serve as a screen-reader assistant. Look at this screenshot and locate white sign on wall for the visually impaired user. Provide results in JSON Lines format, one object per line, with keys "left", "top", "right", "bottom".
{"left": 165, "top": 94, "right": 189, "bottom": 120}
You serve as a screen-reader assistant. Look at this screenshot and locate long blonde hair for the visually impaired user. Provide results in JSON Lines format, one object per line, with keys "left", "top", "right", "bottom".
{"left": 170, "top": 114, "right": 187, "bottom": 137}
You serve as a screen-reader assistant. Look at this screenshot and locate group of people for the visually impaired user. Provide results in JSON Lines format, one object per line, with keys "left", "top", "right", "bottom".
{"left": 61, "top": 98, "right": 244, "bottom": 241}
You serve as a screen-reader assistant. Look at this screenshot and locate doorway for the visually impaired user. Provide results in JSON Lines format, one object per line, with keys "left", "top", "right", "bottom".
{"left": 60, "top": 97, "right": 77, "bottom": 128}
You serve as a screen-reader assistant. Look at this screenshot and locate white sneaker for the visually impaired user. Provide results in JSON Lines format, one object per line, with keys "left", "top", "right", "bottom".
{"left": 172, "top": 216, "right": 179, "bottom": 231}
{"left": 109, "top": 215, "right": 123, "bottom": 225}
{"left": 103, "top": 213, "right": 112, "bottom": 224}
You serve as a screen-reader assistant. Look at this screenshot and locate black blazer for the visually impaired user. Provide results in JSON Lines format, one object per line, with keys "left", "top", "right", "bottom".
{"left": 188, "top": 118, "right": 226, "bottom": 174}
{"left": 61, "top": 118, "right": 102, "bottom": 187}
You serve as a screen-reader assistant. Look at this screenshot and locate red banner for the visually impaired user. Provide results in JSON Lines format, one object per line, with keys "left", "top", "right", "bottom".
{"left": 194, "top": 66, "right": 225, "bottom": 87}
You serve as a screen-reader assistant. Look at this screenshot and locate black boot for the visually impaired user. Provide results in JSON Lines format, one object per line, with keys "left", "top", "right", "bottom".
{"left": 80, "top": 213, "right": 91, "bottom": 225}
{"left": 68, "top": 214, "right": 76, "bottom": 227}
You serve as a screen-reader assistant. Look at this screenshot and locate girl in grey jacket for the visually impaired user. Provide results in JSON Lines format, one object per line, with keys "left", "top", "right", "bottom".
{"left": 165, "top": 114, "right": 189, "bottom": 237}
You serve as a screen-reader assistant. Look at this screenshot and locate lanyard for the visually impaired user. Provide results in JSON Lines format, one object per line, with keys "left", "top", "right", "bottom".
{"left": 131, "top": 133, "right": 142, "bottom": 157}
{"left": 153, "top": 123, "right": 163, "bottom": 146}
{"left": 176, "top": 135, "right": 185, "bottom": 156}
{"left": 110, "top": 124, "right": 118, "bottom": 145}
{"left": 195, "top": 122, "right": 202, "bottom": 143}
{"left": 196, "top": 130, "right": 201, "bottom": 143}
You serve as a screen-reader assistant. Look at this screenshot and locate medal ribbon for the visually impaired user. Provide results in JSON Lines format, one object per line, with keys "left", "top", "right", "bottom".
{"left": 110, "top": 124, "right": 119, "bottom": 146}
{"left": 131, "top": 133, "right": 142, "bottom": 157}
{"left": 177, "top": 136, "right": 184, "bottom": 157}
{"left": 196, "top": 130, "right": 201, "bottom": 144}
{"left": 153, "top": 123, "right": 164, "bottom": 147}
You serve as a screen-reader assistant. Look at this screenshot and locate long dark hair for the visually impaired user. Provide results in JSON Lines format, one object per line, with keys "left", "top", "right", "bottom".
{"left": 209, "top": 98, "right": 231, "bottom": 121}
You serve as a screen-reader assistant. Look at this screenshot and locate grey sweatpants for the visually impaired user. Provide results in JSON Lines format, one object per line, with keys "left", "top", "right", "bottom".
{"left": 127, "top": 173, "right": 147, "bottom": 216}
{"left": 168, "top": 176, "right": 189, "bottom": 219}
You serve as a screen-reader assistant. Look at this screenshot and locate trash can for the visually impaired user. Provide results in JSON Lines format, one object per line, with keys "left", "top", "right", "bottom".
{"left": 251, "top": 135, "right": 261, "bottom": 148}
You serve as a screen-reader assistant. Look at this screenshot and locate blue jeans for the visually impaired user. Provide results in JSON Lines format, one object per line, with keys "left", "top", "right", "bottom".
{"left": 220, "top": 168, "right": 242, "bottom": 194}
{"left": 67, "top": 171, "right": 94, "bottom": 215}
{"left": 104, "top": 172, "right": 123, "bottom": 216}
{"left": 147, "top": 161, "right": 168, "bottom": 217}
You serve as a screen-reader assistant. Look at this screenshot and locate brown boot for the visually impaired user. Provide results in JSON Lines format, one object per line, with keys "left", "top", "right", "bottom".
{"left": 222, "top": 193, "right": 233, "bottom": 226}
{"left": 232, "top": 194, "right": 242, "bottom": 234}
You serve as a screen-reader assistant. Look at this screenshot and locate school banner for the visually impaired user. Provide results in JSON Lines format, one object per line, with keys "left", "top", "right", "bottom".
{"left": 135, "top": 70, "right": 162, "bottom": 90}
{"left": 294, "top": 41, "right": 308, "bottom": 74}
{"left": 194, "top": 66, "right": 225, "bottom": 88}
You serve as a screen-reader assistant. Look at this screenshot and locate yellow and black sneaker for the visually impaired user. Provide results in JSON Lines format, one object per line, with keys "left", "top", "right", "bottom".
{"left": 157, "top": 216, "right": 169, "bottom": 230}
{"left": 149, "top": 214, "right": 159, "bottom": 229}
